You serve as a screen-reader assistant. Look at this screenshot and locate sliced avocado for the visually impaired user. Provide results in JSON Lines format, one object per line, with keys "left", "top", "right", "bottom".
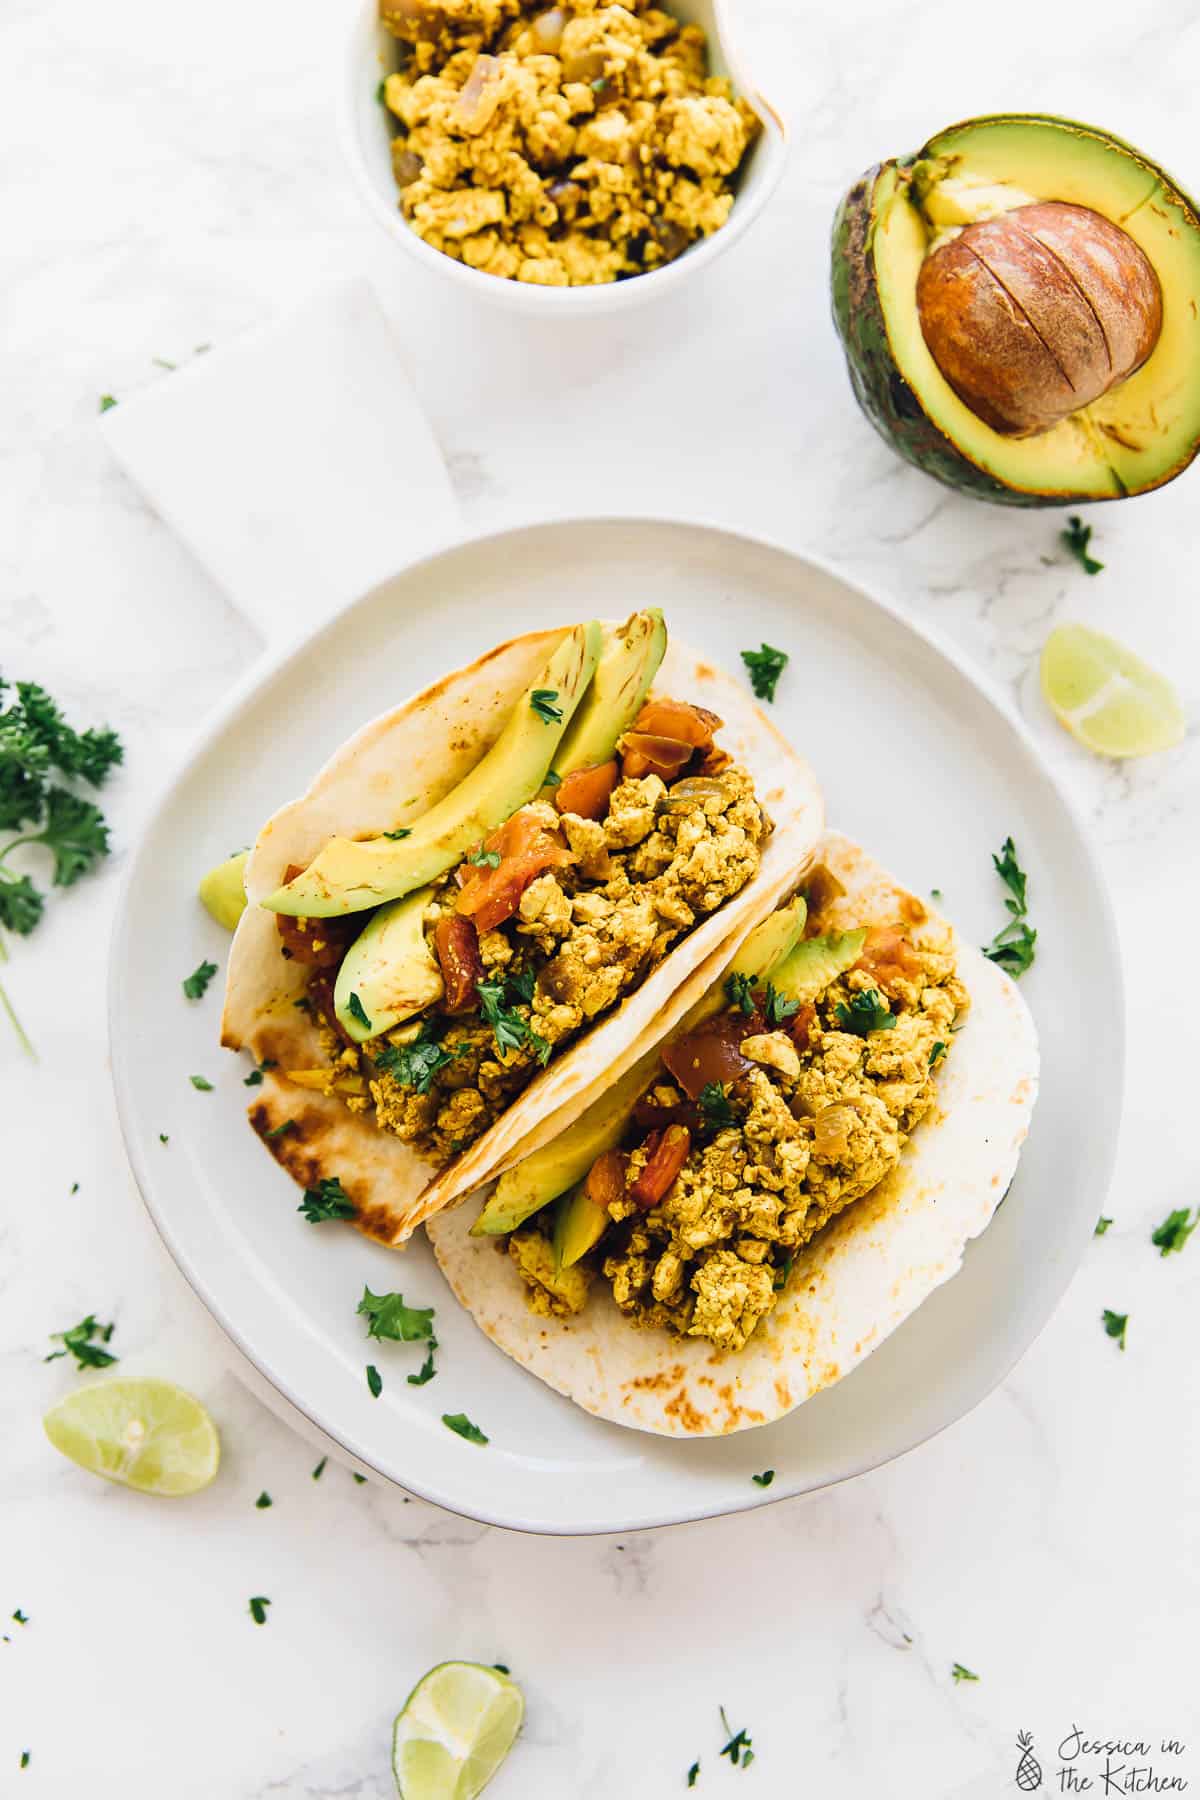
{"left": 333, "top": 885, "right": 442, "bottom": 1043}
{"left": 471, "top": 896, "right": 811, "bottom": 1239}
{"left": 770, "top": 929, "right": 867, "bottom": 1005}
{"left": 554, "top": 608, "right": 666, "bottom": 776}
{"left": 471, "top": 1050, "right": 657, "bottom": 1237}
{"left": 553, "top": 1182, "right": 610, "bottom": 1271}
{"left": 832, "top": 114, "right": 1200, "bottom": 504}
{"left": 198, "top": 851, "right": 249, "bottom": 932}
{"left": 265, "top": 621, "right": 603, "bottom": 918}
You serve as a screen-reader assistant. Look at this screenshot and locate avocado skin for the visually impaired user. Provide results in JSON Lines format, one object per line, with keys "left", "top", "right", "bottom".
{"left": 831, "top": 113, "right": 1200, "bottom": 506}
{"left": 198, "top": 850, "right": 249, "bottom": 932}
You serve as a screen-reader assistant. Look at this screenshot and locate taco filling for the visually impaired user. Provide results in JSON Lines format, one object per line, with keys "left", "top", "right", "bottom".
{"left": 478, "top": 867, "right": 969, "bottom": 1351}
{"left": 262, "top": 613, "right": 772, "bottom": 1164}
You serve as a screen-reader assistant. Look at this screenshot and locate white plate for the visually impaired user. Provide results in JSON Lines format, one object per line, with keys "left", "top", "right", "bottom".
{"left": 109, "top": 518, "right": 1121, "bottom": 1535}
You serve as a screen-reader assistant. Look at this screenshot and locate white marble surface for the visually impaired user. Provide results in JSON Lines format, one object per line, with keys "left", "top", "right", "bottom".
{"left": 3, "top": 0, "right": 1200, "bottom": 1795}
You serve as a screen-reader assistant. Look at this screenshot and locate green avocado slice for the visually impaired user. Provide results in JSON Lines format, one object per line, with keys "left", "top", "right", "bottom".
{"left": 769, "top": 929, "right": 867, "bottom": 1006}
{"left": 198, "top": 850, "right": 249, "bottom": 932}
{"left": 333, "top": 885, "right": 442, "bottom": 1044}
{"left": 553, "top": 1182, "right": 610, "bottom": 1272}
{"left": 832, "top": 113, "right": 1200, "bottom": 504}
{"left": 265, "top": 622, "right": 602, "bottom": 918}
{"left": 553, "top": 607, "right": 666, "bottom": 777}
{"left": 470, "top": 894, "right": 809, "bottom": 1239}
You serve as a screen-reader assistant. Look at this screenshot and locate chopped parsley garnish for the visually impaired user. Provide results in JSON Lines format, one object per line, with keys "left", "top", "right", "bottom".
{"left": 530, "top": 689, "right": 562, "bottom": 724}
{"left": 99, "top": 394, "right": 117, "bottom": 413}
{"left": 352, "top": 1472, "right": 367, "bottom": 1484}
{"left": 508, "top": 966, "right": 537, "bottom": 1004}
{"left": 751, "top": 1470, "right": 774, "bottom": 1488}
{"left": 494, "top": 1662, "right": 510, "bottom": 1674}
{"left": 1061, "top": 515, "right": 1103, "bottom": 575}
{"left": 0, "top": 679, "right": 123, "bottom": 1053}
{"left": 698, "top": 1081, "right": 735, "bottom": 1130}
{"left": 375, "top": 77, "right": 386, "bottom": 103}
{"left": 408, "top": 1346, "right": 438, "bottom": 1386}
{"left": 346, "top": 990, "right": 372, "bottom": 1031}
{"left": 929, "top": 1040, "right": 947, "bottom": 1068}
{"left": 12, "top": 1610, "right": 28, "bottom": 1625}
{"left": 311, "top": 1457, "right": 327, "bottom": 1480}
{"left": 1095, "top": 1215, "right": 1112, "bottom": 1236}
{"left": 725, "top": 971, "right": 755, "bottom": 1015}
{"left": 543, "top": 769, "right": 561, "bottom": 789}
{"left": 159, "top": 1133, "right": 169, "bottom": 1144}
{"left": 951, "top": 1663, "right": 979, "bottom": 1684}
{"left": 983, "top": 836, "right": 1037, "bottom": 978}
{"left": 69, "top": 1182, "right": 78, "bottom": 1195}
{"left": 366, "top": 1363, "right": 383, "bottom": 1398}
{"left": 383, "top": 827, "right": 411, "bottom": 840}
{"left": 20, "top": 1752, "right": 30, "bottom": 1769}
{"left": 244, "top": 1059, "right": 275, "bottom": 1087}
{"left": 468, "top": 848, "right": 501, "bottom": 868}
{"left": 772, "top": 1254, "right": 794, "bottom": 1293}
{"left": 740, "top": 642, "right": 789, "bottom": 704}
{"left": 687, "top": 1763, "right": 700, "bottom": 1787}
{"left": 248, "top": 1596, "right": 270, "bottom": 1625}
{"left": 182, "top": 959, "right": 218, "bottom": 1000}
{"left": 1151, "top": 1207, "right": 1197, "bottom": 1256}
{"left": 189, "top": 1074, "right": 213, "bottom": 1091}
{"left": 443, "top": 1412, "right": 488, "bottom": 1445}
{"left": 375, "top": 1028, "right": 466, "bottom": 1095}
{"left": 297, "top": 1177, "right": 355, "bottom": 1223}
{"left": 477, "top": 977, "right": 550, "bottom": 1065}
{"left": 835, "top": 989, "right": 895, "bottom": 1036}
{"left": 357, "top": 1286, "right": 435, "bottom": 1344}
{"left": 265, "top": 1118, "right": 296, "bottom": 1139}
{"left": 719, "top": 1708, "right": 754, "bottom": 1768}
{"left": 1102, "top": 1308, "right": 1128, "bottom": 1351}
{"left": 763, "top": 982, "right": 799, "bottom": 1025}
{"left": 152, "top": 356, "right": 177, "bottom": 371}
{"left": 255, "top": 1492, "right": 272, "bottom": 1509}
{"left": 45, "top": 1315, "right": 117, "bottom": 1370}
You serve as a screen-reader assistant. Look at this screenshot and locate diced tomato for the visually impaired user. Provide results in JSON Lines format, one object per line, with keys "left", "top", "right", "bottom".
{"left": 274, "top": 864, "right": 357, "bottom": 967}
{"left": 619, "top": 733, "right": 695, "bottom": 782}
{"left": 789, "top": 1002, "right": 817, "bottom": 1050}
{"left": 662, "top": 1013, "right": 757, "bottom": 1100}
{"left": 630, "top": 1124, "right": 691, "bottom": 1209}
{"left": 854, "top": 925, "right": 924, "bottom": 997}
{"left": 434, "top": 914, "right": 484, "bottom": 1012}
{"left": 554, "top": 760, "right": 618, "bottom": 821}
{"left": 584, "top": 1147, "right": 627, "bottom": 1212}
{"left": 455, "top": 809, "right": 573, "bottom": 934}
{"left": 632, "top": 698, "right": 723, "bottom": 748}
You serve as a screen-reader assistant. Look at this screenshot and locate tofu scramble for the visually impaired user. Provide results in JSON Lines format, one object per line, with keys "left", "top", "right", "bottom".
{"left": 378, "top": 0, "right": 760, "bottom": 285}
{"left": 278, "top": 705, "right": 769, "bottom": 1162}
{"left": 507, "top": 893, "right": 969, "bottom": 1352}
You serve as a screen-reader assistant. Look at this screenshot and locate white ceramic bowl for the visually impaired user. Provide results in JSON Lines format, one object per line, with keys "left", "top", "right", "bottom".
{"left": 339, "top": 0, "right": 789, "bottom": 314}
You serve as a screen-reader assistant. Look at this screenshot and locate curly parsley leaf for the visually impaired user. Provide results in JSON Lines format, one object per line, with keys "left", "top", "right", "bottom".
{"left": 929, "top": 1040, "right": 947, "bottom": 1068}
{"left": 1061, "top": 515, "right": 1103, "bottom": 576}
{"left": 357, "top": 1286, "right": 435, "bottom": 1343}
{"left": 530, "top": 689, "right": 562, "bottom": 724}
{"left": 835, "top": 989, "right": 895, "bottom": 1036}
{"left": 740, "top": 642, "right": 789, "bottom": 704}
{"left": 991, "top": 836, "right": 1028, "bottom": 915}
{"left": 1094, "top": 1215, "right": 1112, "bottom": 1236}
{"left": 763, "top": 982, "right": 799, "bottom": 1025}
{"left": 255, "top": 1491, "right": 272, "bottom": 1509}
{"left": 982, "top": 837, "right": 1037, "bottom": 978}
{"left": 375, "top": 1028, "right": 465, "bottom": 1096}
{"left": 99, "top": 394, "right": 118, "bottom": 414}
{"left": 719, "top": 1708, "right": 754, "bottom": 1768}
{"left": 248, "top": 1596, "right": 270, "bottom": 1625}
{"left": 1102, "top": 1308, "right": 1128, "bottom": 1351}
{"left": 183, "top": 959, "right": 218, "bottom": 1000}
{"left": 443, "top": 1411, "right": 488, "bottom": 1445}
{"left": 45, "top": 1314, "right": 117, "bottom": 1370}
{"left": 298, "top": 1177, "right": 356, "bottom": 1223}
{"left": 951, "top": 1663, "right": 980, "bottom": 1684}
{"left": 408, "top": 1345, "right": 438, "bottom": 1386}
{"left": 346, "top": 990, "right": 372, "bottom": 1031}
{"left": 751, "top": 1470, "right": 774, "bottom": 1488}
{"left": 366, "top": 1363, "right": 383, "bottom": 1398}
{"left": 477, "top": 977, "right": 550, "bottom": 1064}
{"left": 1151, "top": 1207, "right": 1197, "bottom": 1256}
{"left": 698, "top": 1081, "right": 735, "bottom": 1130}
{"left": 725, "top": 971, "right": 755, "bottom": 1015}
{"left": 0, "top": 873, "right": 43, "bottom": 936}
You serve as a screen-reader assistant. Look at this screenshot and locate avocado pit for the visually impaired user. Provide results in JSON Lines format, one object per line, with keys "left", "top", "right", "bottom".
{"left": 915, "top": 201, "right": 1163, "bottom": 437}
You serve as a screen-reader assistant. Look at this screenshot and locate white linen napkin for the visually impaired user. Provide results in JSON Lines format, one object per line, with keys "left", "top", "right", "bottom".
{"left": 101, "top": 279, "right": 459, "bottom": 643}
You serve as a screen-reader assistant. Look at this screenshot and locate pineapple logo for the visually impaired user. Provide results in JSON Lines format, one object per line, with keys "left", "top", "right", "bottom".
{"left": 1014, "top": 1731, "right": 1043, "bottom": 1791}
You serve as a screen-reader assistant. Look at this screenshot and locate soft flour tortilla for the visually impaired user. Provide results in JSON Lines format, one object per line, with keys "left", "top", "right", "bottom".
{"left": 425, "top": 832, "right": 1040, "bottom": 1437}
{"left": 221, "top": 625, "right": 824, "bottom": 1246}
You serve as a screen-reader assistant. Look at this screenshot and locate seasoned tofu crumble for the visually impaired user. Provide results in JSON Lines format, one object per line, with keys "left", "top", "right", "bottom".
{"left": 378, "top": 0, "right": 760, "bottom": 285}
{"left": 508, "top": 911, "right": 970, "bottom": 1352}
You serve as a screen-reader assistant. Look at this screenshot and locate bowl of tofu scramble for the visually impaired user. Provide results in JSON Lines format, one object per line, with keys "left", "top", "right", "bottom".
{"left": 341, "top": 0, "right": 788, "bottom": 309}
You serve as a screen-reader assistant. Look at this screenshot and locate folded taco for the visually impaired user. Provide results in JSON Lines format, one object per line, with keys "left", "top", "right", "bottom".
{"left": 221, "top": 612, "right": 823, "bottom": 1245}
{"left": 426, "top": 833, "right": 1040, "bottom": 1435}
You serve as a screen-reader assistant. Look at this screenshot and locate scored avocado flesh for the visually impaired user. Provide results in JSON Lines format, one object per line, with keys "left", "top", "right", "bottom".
{"left": 264, "top": 621, "right": 603, "bottom": 918}
{"left": 835, "top": 114, "right": 1200, "bottom": 503}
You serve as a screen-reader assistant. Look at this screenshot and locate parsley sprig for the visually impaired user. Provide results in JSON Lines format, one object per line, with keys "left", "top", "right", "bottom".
{"left": 725, "top": 971, "right": 755, "bottom": 1015}
{"left": 698, "top": 1081, "right": 736, "bottom": 1131}
{"left": 0, "top": 678, "right": 123, "bottom": 1055}
{"left": 357, "top": 1287, "right": 435, "bottom": 1343}
{"left": 719, "top": 1708, "right": 754, "bottom": 1769}
{"left": 530, "top": 689, "right": 563, "bottom": 724}
{"left": 1151, "top": 1208, "right": 1196, "bottom": 1256}
{"left": 1061, "top": 515, "right": 1103, "bottom": 576}
{"left": 740, "top": 643, "right": 789, "bottom": 704}
{"left": 982, "top": 837, "right": 1037, "bottom": 978}
{"left": 1102, "top": 1308, "right": 1128, "bottom": 1351}
{"left": 443, "top": 1412, "right": 488, "bottom": 1445}
{"left": 298, "top": 1177, "right": 356, "bottom": 1223}
{"left": 45, "top": 1315, "right": 118, "bottom": 1371}
{"left": 375, "top": 1023, "right": 468, "bottom": 1095}
{"left": 477, "top": 975, "right": 551, "bottom": 1066}
{"left": 835, "top": 989, "right": 895, "bottom": 1036}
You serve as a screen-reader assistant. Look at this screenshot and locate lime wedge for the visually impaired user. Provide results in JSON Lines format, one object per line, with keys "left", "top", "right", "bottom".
{"left": 43, "top": 1378, "right": 220, "bottom": 1497}
{"left": 393, "top": 1662, "right": 523, "bottom": 1800}
{"left": 1040, "top": 623, "right": 1185, "bottom": 758}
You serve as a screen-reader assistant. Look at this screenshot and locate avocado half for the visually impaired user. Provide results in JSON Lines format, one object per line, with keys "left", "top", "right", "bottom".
{"left": 831, "top": 114, "right": 1200, "bottom": 505}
